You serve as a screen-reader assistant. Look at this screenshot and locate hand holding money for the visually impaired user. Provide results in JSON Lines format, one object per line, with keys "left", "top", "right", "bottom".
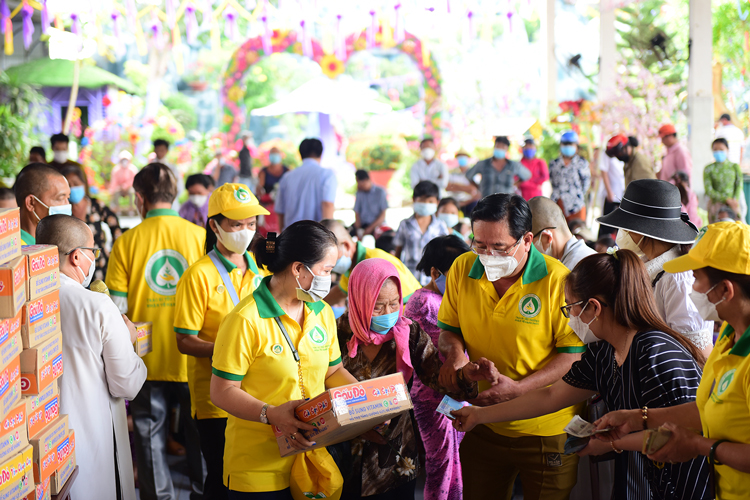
{"left": 564, "top": 415, "right": 613, "bottom": 438}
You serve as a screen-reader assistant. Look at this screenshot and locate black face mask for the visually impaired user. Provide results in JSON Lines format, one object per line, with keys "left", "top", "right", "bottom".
{"left": 617, "top": 153, "right": 630, "bottom": 163}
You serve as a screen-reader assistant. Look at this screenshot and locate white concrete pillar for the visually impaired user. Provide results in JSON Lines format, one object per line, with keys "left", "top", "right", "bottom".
{"left": 688, "top": 0, "right": 713, "bottom": 196}
{"left": 539, "top": 0, "right": 556, "bottom": 122}
{"left": 598, "top": 0, "right": 616, "bottom": 101}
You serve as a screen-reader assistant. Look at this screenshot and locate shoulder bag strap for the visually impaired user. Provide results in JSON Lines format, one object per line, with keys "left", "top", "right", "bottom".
{"left": 273, "top": 316, "right": 305, "bottom": 399}
{"left": 208, "top": 249, "right": 240, "bottom": 307}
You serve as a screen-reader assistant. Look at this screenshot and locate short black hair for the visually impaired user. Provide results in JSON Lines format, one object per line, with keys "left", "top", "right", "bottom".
{"left": 438, "top": 197, "right": 459, "bottom": 211}
{"left": 595, "top": 235, "right": 615, "bottom": 248}
{"left": 720, "top": 113, "right": 731, "bottom": 122}
{"left": 375, "top": 229, "right": 397, "bottom": 254}
{"left": 355, "top": 170, "right": 370, "bottom": 182}
{"left": 470, "top": 194, "right": 532, "bottom": 240}
{"left": 420, "top": 137, "right": 435, "bottom": 148}
{"left": 153, "top": 139, "right": 170, "bottom": 149}
{"left": 185, "top": 173, "right": 214, "bottom": 190}
{"left": 299, "top": 138, "right": 323, "bottom": 159}
{"left": 50, "top": 133, "right": 69, "bottom": 147}
{"left": 13, "top": 163, "right": 63, "bottom": 209}
{"left": 416, "top": 235, "right": 470, "bottom": 275}
{"left": 627, "top": 136, "right": 639, "bottom": 148}
{"left": 0, "top": 188, "right": 14, "bottom": 201}
{"left": 523, "top": 138, "right": 535, "bottom": 145}
{"left": 717, "top": 205, "right": 737, "bottom": 219}
{"left": 494, "top": 136, "right": 510, "bottom": 147}
{"left": 712, "top": 138, "right": 729, "bottom": 149}
{"left": 252, "top": 220, "right": 337, "bottom": 274}
{"left": 30, "top": 146, "right": 46, "bottom": 158}
{"left": 133, "top": 163, "right": 177, "bottom": 204}
{"left": 413, "top": 180, "right": 439, "bottom": 200}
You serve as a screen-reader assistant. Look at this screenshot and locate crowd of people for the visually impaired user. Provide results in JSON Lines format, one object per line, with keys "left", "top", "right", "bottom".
{"left": 7, "top": 118, "right": 750, "bottom": 500}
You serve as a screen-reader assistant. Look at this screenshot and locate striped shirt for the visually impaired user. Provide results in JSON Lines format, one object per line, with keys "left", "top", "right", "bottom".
{"left": 563, "top": 331, "right": 711, "bottom": 500}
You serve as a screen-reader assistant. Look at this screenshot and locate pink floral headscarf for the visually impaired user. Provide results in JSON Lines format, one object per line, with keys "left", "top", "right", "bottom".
{"left": 346, "top": 258, "right": 414, "bottom": 382}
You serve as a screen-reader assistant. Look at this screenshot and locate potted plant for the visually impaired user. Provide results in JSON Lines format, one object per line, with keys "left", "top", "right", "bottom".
{"left": 347, "top": 138, "right": 407, "bottom": 188}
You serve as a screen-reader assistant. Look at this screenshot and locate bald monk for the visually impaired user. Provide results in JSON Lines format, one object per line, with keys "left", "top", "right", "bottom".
{"left": 321, "top": 219, "right": 422, "bottom": 305}
{"left": 13, "top": 163, "right": 72, "bottom": 245}
{"left": 36, "top": 214, "right": 146, "bottom": 500}
{"left": 528, "top": 196, "right": 596, "bottom": 270}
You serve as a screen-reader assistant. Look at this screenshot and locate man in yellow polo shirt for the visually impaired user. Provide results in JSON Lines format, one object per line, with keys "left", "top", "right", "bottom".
{"left": 321, "top": 219, "right": 421, "bottom": 305}
{"left": 437, "top": 194, "right": 584, "bottom": 500}
{"left": 14, "top": 163, "right": 72, "bottom": 245}
{"left": 106, "top": 163, "right": 206, "bottom": 500}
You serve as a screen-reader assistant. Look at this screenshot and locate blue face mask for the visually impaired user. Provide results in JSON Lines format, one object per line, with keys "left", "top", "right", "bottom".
{"left": 435, "top": 273, "right": 446, "bottom": 295}
{"left": 269, "top": 153, "right": 282, "bottom": 164}
{"left": 457, "top": 156, "right": 469, "bottom": 167}
{"left": 522, "top": 148, "right": 536, "bottom": 159}
{"left": 332, "top": 254, "right": 352, "bottom": 275}
{"left": 69, "top": 186, "right": 85, "bottom": 204}
{"left": 713, "top": 150, "right": 727, "bottom": 163}
{"left": 370, "top": 310, "right": 400, "bottom": 334}
{"left": 493, "top": 148, "right": 507, "bottom": 160}
{"left": 413, "top": 202, "right": 438, "bottom": 217}
{"left": 561, "top": 145, "right": 577, "bottom": 157}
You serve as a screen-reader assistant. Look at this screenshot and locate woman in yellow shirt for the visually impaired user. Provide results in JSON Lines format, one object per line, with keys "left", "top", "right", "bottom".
{"left": 174, "top": 183, "right": 269, "bottom": 500}
{"left": 211, "top": 220, "right": 358, "bottom": 499}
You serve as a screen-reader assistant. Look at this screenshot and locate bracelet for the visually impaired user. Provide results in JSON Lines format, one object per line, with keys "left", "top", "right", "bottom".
{"left": 610, "top": 441, "right": 623, "bottom": 454}
{"left": 259, "top": 403, "right": 270, "bottom": 425}
{"left": 709, "top": 439, "right": 729, "bottom": 466}
{"left": 642, "top": 406, "right": 648, "bottom": 430}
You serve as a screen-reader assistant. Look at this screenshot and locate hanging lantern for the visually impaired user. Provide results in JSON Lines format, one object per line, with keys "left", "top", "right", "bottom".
{"left": 335, "top": 14, "right": 345, "bottom": 60}
{"left": 300, "top": 19, "right": 312, "bottom": 58}
{"left": 70, "top": 13, "right": 80, "bottom": 35}
{"left": 166, "top": 0, "right": 177, "bottom": 30}
{"left": 125, "top": 0, "right": 137, "bottom": 32}
{"left": 111, "top": 11, "right": 126, "bottom": 57}
{"left": 149, "top": 14, "right": 164, "bottom": 50}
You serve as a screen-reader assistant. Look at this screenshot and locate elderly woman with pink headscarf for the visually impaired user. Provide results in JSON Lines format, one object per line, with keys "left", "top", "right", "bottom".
{"left": 333, "top": 258, "right": 498, "bottom": 500}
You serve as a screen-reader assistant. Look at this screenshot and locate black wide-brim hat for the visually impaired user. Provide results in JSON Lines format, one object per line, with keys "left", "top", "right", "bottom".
{"left": 596, "top": 179, "right": 699, "bottom": 244}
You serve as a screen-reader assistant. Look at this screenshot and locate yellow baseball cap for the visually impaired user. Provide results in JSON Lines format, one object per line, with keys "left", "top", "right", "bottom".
{"left": 207, "top": 183, "right": 269, "bottom": 220}
{"left": 663, "top": 221, "right": 750, "bottom": 275}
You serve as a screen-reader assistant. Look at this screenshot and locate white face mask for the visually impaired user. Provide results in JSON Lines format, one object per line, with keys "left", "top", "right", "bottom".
{"left": 53, "top": 150, "right": 68, "bottom": 164}
{"left": 615, "top": 229, "right": 645, "bottom": 259}
{"left": 76, "top": 250, "right": 96, "bottom": 288}
{"left": 189, "top": 194, "right": 208, "bottom": 207}
{"left": 568, "top": 302, "right": 600, "bottom": 344}
{"left": 296, "top": 266, "right": 331, "bottom": 302}
{"left": 478, "top": 242, "right": 522, "bottom": 282}
{"left": 533, "top": 231, "right": 554, "bottom": 256}
{"left": 215, "top": 224, "right": 255, "bottom": 255}
{"left": 421, "top": 148, "right": 435, "bottom": 161}
{"left": 689, "top": 283, "right": 725, "bottom": 323}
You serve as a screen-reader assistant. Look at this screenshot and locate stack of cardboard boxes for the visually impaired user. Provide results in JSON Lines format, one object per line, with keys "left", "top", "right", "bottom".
{"left": 0, "top": 208, "right": 74, "bottom": 500}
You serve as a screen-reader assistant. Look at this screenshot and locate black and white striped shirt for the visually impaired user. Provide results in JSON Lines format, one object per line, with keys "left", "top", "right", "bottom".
{"left": 563, "top": 330, "right": 712, "bottom": 500}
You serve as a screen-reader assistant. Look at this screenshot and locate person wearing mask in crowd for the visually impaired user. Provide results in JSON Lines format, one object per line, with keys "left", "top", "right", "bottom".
{"left": 256, "top": 147, "right": 289, "bottom": 233}
{"left": 395, "top": 181, "right": 450, "bottom": 285}
{"left": 110, "top": 150, "right": 138, "bottom": 216}
{"left": 352, "top": 170, "right": 387, "bottom": 238}
{"left": 62, "top": 164, "right": 123, "bottom": 282}
{"left": 210, "top": 221, "right": 359, "bottom": 499}
{"left": 404, "top": 236, "right": 472, "bottom": 500}
{"left": 0, "top": 188, "right": 15, "bottom": 208}
{"left": 658, "top": 124, "right": 693, "bottom": 181}
{"left": 238, "top": 132, "right": 255, "bottom": 191}
{"left": 605, "top": 134, "right": 655, "bottom": 188}
{"left": 549, "top": 131, "right": 591, "bottom": 221}
{"left": 335, "top": 258, "right": 497, "bottom": 500}
{"left": 14, "top": 163, "right": 71, "bottom": 245}
{"left": 715, "top": 113, "right": 745, "bottom": 165}
{"left": 436, "top": 197, "right": 464, "bottom": 241}
{"left": 154, "top": 139, "right": 183, "bottom": 211}
{"left": 437, "top": 194, "right": 585, "bottom": 500}
{"left": 595, "top": 221, "right": 750, "bottom": 500}
{"left": 275, "top": 138, "right": 336, "bottom": 230}
{"left": 211, "top": 151, "right": 238, "bottom": 188}
{"left": 180, "top": 174, "right": 215, "bottom": 227}
{"left": 37, "top": 215, "right": 147, "bottom": 500}
{"left": 595, "top": 235, "right": 616, "bottom": 253}
{"left": 106, "top": 163, "right": 206, "bottom": 500}
{"left": 529, "top": 196, "right": 596, "bottom": 270}
{"left": 673, "top": 171, "right": 703, "bottom": 227}
{"left": 452, "top": 249, "right": 711, "bottom": 500}
{"left": 518, "top": 138, "right": 549, "bottom": 201}
{"left": 598, "top": 141, "right": 625, "bottom": 238}
{"left": 445, "top": 149, "right": 478, "bottom": 212}
{"left": 597, "top": 179, "right": 713, "bottom": 359}
{"left": 465, "top": 136, "right": 531, "bottom": 199}
{"left": 29, "top": 146, "right": 46, "bottom": 164}
{"left": 321, "top": 219, "right": 420, "bottom": 307}
{"left": 48, "top": 133, "right": 82, "bottom": 171}
{"left": 411, "top": 138, "right": 449, "bottom": 192}
{"left": 704, "top": 138, "right": 743, "bottom": 223}
{"left": 175, "top": 184, "right": 269, "bottom": 500}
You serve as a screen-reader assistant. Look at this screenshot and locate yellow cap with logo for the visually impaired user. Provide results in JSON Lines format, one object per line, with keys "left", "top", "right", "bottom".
{"left": 663, "top": 221, "right": 750, "bottom": 275}
{"left": 208, "top": 183, "right": 269, "bottom": 220}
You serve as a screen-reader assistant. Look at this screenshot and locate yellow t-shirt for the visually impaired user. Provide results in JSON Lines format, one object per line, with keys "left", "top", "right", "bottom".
{"left": 437, "top": 246, "right": 585, "bottom": 438}
{"left": 696, "top": 323, "right": 750, "bottom": 500}
{"left": 20, "top": 229, "right": 34, "bottom": 246}
{"left": 338, "top": 242, "right": 421, "bottom": 302}
{"left": 174, "top": 247, "right": 268, "bottom": 419}
{"left": 106, "top": 209, "right": 205, "bottom": 382}
{"left": 212, "top": 276, "right": 342, "bottom": 493}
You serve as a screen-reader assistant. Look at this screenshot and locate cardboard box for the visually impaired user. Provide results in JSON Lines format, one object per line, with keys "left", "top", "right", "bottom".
{"left": 134, "top": 322, "right": 152, "bottom": 357}
{"left": 53, "top": 430, "right": 73, "bottom": 472}
{"left": 0, "top": 401, "right": 28, "bottom": 463}
{"left": 0, "top": 467, "right": 33, "bottom": 500}
{"left": 20, "top": 334, "right": 62, "bottom": 396}
{"left": 49, "top": 450, "right": 73, "bottom": 495}
{"left": 275, "top": 373, "right": 413, "bottom": 457}
{"left": 21, "top": 291, "right": 60, "bottom": 350}
{"left": 0, "top": 258, "right": 26, "bottom": 320}
{"left": 0, "top": 310, "right": 23, "bottom": 373}
{"left": 21, "top": 247, "right": 59, "bottom": 303}
{"left": 23, "top": 477, "right": 47, "bottom": 500}
{"left": 0, "top": 209, "right": 21, "bottom": 266}
{"left": 30, "top": 415, "right": 67, "bottom": 484}
{"left": 0, "top": 444, "right": 32, "bottom": 493}
{"left": 0, "top": 357, "right": 21, "bottom": 422}
{"left": 24, "top": 382, "right": 58, "bottom": 440}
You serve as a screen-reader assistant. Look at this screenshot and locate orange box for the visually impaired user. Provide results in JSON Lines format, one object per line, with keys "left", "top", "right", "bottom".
{"left": 0, "top": 401, "right": 28, "bottom": 463}
{"left": 0, "top": 444, "right": 32, "bottom": 493}
{"left": 0, "top": 258, "right": 26, "bottom": 320}
{"left": 21, "top": 291, "right": 60, "bottom": 350}
{"left": 30, "top": 415, "right": 67, "bottom": 484}
{"left": 0, "top": 209, "right": 21, "bottom": 266}
{"left": 0, "top": 465, "right": 34, "bottom": 500}
{"left": 275, "top": 373, "right": 413, "bottom": 457}
{"left": 49, "top": 450, "right": 73, "bottom": 495}
{"left": 20, "top": 334, "right": 62, "bottom": 396}
{"left": 0, "top": 357, "right": 21, "bottom": 422}
{"left": 53, "top": 430, "right": 73, "bottom": 472}
{"left": 24, "top": 477, "right": 48, "bottom": 500}
{"left": 24, "top": 382, "right": 58, "bottom": 440}
{"left": 134, "top": 322, "right": 152, "bottom": 357}
{"left": 21, "top": 247, "right": 59, "bottom": 303}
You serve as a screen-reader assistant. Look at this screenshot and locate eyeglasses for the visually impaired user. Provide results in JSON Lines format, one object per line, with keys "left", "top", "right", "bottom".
{"left": 560, "top": 299, "right": 607, "bottom": 318}
{"left": 66, "top": 247, "right": 102, "bottom": 259}
{"left": 533, "top": 227, "right": 556, "bottom": 238}
{"left": 471, "top": 238, "right": 521, "bottom": 257}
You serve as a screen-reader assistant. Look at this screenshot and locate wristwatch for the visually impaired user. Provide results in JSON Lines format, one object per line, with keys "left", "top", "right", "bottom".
{"left": 260, "top": 403, "right": 270, "bottom": 424}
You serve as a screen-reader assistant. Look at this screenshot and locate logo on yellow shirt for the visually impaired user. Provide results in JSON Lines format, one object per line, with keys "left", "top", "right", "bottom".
{"left": 145, "top": 250, "right": 189, "bottom": 296}
{"left": 309, "top": 326, "right": 328, "bottom": 351}
{"left": 272, "top": 344, "right": 284, "bottom": 355}
{"left": 717, "top": 369, "right": 736, "bottom": 397}
{"left": 519, "top": 294, "right": 541, "bottom": 318}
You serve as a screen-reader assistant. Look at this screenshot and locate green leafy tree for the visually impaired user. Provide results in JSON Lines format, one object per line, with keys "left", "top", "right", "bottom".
{"left": 163, "top": 93, "right": 198, "bottom": 131}
{"left": 0, "top": 72, "right": 47, "bottom": 178}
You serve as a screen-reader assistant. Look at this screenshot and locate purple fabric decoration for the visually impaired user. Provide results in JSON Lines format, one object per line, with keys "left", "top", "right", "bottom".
{"left": 21, "top": 3, "right": 33, "bottom": 49}
{"left": 446, "top": 0, "right": 450, "bottom": 13}
{"left": 261, "top": 15, "right": 271, "bottom": 53}
{"left": 507, "top": 11, "right": 512, "bottom": 32}
{"left": 166, "top": 0, "right": 177, "bottom": 29}
{"left": 185, "top": 5, "right": 198, "bottom": 44}
{"left": 300, "top": 20, "right": 312, "bottom": 58}
{"left": 125, "top": 0, "right": 137, "bottom": 32}
{"left": 224, "top": 8, "right": 237, "bottom": 42}
{"left": 0, "top": 0, "right": 9, "bottom": 35}
{"left": 41, "top": 0, "right": 49, "bottom": 34}
{"left": 150, "top": 16, "right": 163, "bottom": 50}
{"left": 467, "top": 10, "right": 474, "bottom": 40}
{"left": 200, "top": 0, "right": 213, "bottom": 30}
{"left": 335, "top": 14, "right": 345, "bottom": 60}
{"left": 111, "top": 12, "right": 126, "bottom": 56}
{"left": 70, "top": 13, "right": 80, "bottom": 35}
{"left": 393, "top": 3, "right": 404, "bottom": 43}
{"left": 367, "top": 10, "right": 376, "bottom": 49}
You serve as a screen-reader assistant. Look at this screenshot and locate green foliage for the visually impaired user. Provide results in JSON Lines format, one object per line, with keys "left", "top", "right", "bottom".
{"left": 123, "top": 61, "right": 149, "bottom": 95}
{"left": 183, "top": 48, "right": 233, "bottom": 89}
{"left": 347, "top": 138, "right": 407, "bottom": 172}
{"left": 242, "top": 53, "right": 320, "bottom": 114}
{"left": 163, "top": 93, "right": 198, "bottom": 131}
{"left": 712, "top": 1, "right": 750, "bottom": 89}
{"left": 0, "top": 72, "right": 47, "bottom": 177}
{"left": 150, "top": 107, "right": 186, "bottom": 144}
{"left": 189, "top": 133, "right": 220, "bottom": 175}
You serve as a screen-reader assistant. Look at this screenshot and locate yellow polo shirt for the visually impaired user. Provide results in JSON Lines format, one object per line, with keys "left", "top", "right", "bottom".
{"left": 437, "top": 245, "right": 585, "bottom": 438}
{"left": 106, "top": 208, "right": 205, "bottom": 382}
{"left": 338, "top": 242, "right": 421, "bottom": 302}
{"left": 174, "top": 247, "right": 268, "bottom": 419}
{"left": 212, "top": 276, "right": 342, "bottom": 493}
{"left": 696, "top": 324, "right": 750, "bottom": 500}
